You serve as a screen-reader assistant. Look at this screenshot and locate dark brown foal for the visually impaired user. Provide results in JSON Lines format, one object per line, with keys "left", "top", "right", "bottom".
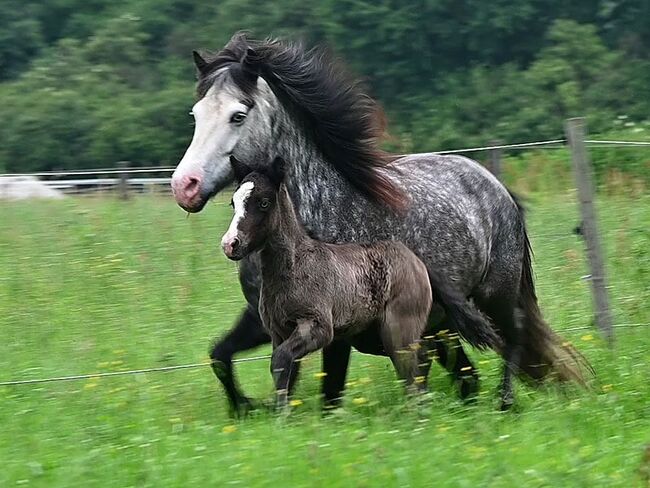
{"left": 221, "top": 158, "right": 432, "bottom": 409}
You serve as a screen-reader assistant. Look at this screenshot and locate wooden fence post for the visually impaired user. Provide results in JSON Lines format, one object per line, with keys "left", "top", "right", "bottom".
{"left": 488, "top": 139, "right": 502, "bottom": 179}
{"left": 117, "top": 161, "right": 129, "bottom": 200}
{"left": 565, "top": 118, "right": 614, "bottom": 345}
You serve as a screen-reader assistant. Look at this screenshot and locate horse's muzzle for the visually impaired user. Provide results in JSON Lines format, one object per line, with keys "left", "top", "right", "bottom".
{"left": 171, "top": 173, "right": 205, "bottom": 212}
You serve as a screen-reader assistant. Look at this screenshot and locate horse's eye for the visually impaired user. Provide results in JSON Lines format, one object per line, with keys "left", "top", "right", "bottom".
{"left": 259, "top": 198, "right": 270, "bottom": 210}
{"left": 230, "top": 112, "right": 247, "bottom": 125}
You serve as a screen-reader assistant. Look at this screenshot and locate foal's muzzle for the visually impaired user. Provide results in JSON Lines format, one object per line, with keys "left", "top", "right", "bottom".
{"left": 222, "top": 236, "right": 243, "bottom": 260}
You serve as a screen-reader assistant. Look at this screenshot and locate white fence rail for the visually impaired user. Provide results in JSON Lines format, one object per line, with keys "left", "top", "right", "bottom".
{"left": 46, "top": 177, "right": 171, "bottom": 189}
{"left": 1, "top": 137, "right": 648, "bottom": 195}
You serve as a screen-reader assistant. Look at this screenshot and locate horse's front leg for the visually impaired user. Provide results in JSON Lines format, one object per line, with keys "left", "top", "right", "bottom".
{"left": 210, "top": 305, "right": 271, "bottom": 416}
{"left": 271, "top": 317, "right": 334, "bottom": 410}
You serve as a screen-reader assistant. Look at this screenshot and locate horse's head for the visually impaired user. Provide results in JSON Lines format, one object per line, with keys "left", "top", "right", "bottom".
{"left": 171, "top": 35, "right": 278, "bottom": 212}
{"left": 172, "top": 32, "right": 406, "bottom": 213}
{"left": 221, "top": 157, "right": 286, "bottom": 260}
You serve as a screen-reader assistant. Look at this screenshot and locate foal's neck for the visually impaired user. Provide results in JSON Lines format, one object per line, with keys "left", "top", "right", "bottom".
{"left": 260, "top": 186, "right": 310, "bottom": 278}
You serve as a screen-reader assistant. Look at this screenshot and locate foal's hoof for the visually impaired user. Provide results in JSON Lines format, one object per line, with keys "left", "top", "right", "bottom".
{"left": 322, "top": 397, "right": 344, "bottom": 413}
{"left": 457, "top": 374, "right": 480, "bottom": 402}
{"left": 499, "top": 395, "right": 515, "bottom": 411}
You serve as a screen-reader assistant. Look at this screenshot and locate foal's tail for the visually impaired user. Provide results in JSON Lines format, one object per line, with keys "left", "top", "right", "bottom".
{"left": 431, "top": 275, "right": 502, "bottom": 351}
{"left": 513, "top": 196, "right": 594, "bottom": 384}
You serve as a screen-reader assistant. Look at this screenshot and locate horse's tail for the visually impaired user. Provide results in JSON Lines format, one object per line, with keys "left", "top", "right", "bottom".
{"left": 430, "top": 275, "right": 502, "bottom": 351}
{"left": 513, "top": 195, "right": 594, "bottom": 384}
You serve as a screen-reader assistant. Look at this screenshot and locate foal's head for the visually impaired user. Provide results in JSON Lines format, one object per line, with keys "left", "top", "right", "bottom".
{"left": 221, "top": 157, "right": 285, "bottom": 260}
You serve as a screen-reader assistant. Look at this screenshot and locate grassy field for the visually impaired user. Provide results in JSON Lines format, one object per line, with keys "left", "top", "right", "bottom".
{"left": 0, "top": 191, "right": 648, "bottom": 487}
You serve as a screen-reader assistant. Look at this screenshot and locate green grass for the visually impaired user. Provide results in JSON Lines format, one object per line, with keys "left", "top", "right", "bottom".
{"left": 0, "top": 192, "right": 648, "bottom": 487}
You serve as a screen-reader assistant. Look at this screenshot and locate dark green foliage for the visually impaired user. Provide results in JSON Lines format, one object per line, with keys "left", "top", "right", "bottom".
{"left": 0, "top": 0, "right": 648, "bottom": 173}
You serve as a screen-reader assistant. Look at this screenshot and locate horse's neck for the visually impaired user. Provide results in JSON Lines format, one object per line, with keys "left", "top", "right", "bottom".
{"left": 276, "top": 119, "right": 359, "bottom": 239}
{"left": 260, "top": 188, "right": 309, "bottom": 280}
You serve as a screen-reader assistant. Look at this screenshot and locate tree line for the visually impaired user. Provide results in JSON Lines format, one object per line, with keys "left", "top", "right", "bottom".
{"left": 0, "top": 0, "right": 648, "bottom": 174}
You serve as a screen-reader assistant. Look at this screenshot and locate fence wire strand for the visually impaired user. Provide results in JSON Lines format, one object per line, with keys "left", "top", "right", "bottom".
{"left": 1, "top": 324, "right": 645, "bottom": 388}
{"left": 1, "top": 138, "right": 648, "bottom": 179}
{"left": 584, "top": 139, "right": 650, "bottom": 146}
{"left": 0, "top": 355, "right": 272, "bottom": 387}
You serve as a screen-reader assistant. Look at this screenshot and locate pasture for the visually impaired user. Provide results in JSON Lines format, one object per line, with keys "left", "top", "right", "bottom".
{"left": 0, "top": 191, "right": 648, "bottom": 487}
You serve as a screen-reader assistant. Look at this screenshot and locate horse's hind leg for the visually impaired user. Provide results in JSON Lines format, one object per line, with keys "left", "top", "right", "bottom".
{"left": 210, "top": 306, "right": 271, "bottom": 416}
{"left": 477, "top": 297, "right": 524, "bottom": 410}
{"left": 497, "top": 306, "right": 524, "bottom": 411}
{"left": 420, "top": 306, "right": 480, "bottom": 400}
{"left": 321, "top": 340, "right": 352, "bottom": 409}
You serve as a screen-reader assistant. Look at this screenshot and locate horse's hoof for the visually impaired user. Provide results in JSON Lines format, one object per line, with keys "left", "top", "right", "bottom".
{"left": 230, "top": 396, "right": 258, "bottom": 418}
{"left": 458, "top": 374, "right": 480, "bottom": 402}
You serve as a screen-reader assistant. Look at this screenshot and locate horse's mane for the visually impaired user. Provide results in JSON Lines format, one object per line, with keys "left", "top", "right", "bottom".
{"left": 198, "top": 32, "right": 407, "bottom": 210}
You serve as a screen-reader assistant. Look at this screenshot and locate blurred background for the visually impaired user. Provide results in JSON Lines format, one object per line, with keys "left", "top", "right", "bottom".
{"left": 1, "top": 2, "right": 648, "bottom": 486}
{"left": 0, "top": 0, "right": 648, "bottom": 179}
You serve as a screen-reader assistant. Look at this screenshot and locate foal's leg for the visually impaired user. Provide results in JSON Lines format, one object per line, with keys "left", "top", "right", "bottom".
{"left": 210, "top": 306, "right": 271, "bottom": 416}
{"left": 381, "top": 307, "right": 428, "bottom": 394}
{"left": 321, "top": 340, "right": 352, "bottom": 409}
{"left": 271, "top": 318, "right": 334, "bottom": 410}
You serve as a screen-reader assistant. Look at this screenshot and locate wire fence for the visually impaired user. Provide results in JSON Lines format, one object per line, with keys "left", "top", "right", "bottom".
{"left": 1, "top": 137, "right": 648, "bottom": 180}
{"left": 1, "top": 135, "right": 647, "bottom": 390}
{"left": 0, "top": 323, "right": 646, "bottom": 388}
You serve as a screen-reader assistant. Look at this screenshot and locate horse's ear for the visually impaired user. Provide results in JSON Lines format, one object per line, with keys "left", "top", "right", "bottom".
{"left": 270, "top": 156, "right": 286, "bottom": 187}
{"left": 230, "top": 156, "right": 252, "bottom": 181}
{"left": 192, "top": 50, "right": 209, "bottom": 76}
{"left": 240, "top": 47, "right": 260, "bottom": 83}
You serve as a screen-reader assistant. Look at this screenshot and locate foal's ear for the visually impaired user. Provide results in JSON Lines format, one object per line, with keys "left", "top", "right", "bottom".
{"left": 192, "top": 50, "right": 209, "bottom": 76}
{"left": 270, "top": 156, "right": 286, "bottom": 187}
{"left": 230, "top": 155, "right": 252, "bottom": 182}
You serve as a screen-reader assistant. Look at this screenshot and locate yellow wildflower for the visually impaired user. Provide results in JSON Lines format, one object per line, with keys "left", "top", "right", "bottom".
{"left": 222, "top": 425, "right": 237, "bottom": 434}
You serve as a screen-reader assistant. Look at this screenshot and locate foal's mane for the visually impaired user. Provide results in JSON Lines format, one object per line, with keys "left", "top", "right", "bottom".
{"left": 198, "top": 32, "right": 406, "bottom": 210}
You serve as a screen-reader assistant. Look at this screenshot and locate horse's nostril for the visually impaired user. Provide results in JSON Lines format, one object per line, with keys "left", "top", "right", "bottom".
{"left": 231, "top": 237, "right": 241, "bottom": 250}
{"left": 186, "top": 176, "right": 200, "bottom": 192}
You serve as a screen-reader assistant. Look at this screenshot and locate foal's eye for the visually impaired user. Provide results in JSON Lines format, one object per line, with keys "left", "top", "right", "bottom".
{"left": 230, "top": 112, "right": 247, "bottom": 125}
{"left": 259, "top": 198, "right": 270, "bottom": 210}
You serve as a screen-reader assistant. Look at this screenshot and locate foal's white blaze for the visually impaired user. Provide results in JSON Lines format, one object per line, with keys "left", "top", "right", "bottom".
{"left": 221, "top": 181, "right": 255, "bottom": 247}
